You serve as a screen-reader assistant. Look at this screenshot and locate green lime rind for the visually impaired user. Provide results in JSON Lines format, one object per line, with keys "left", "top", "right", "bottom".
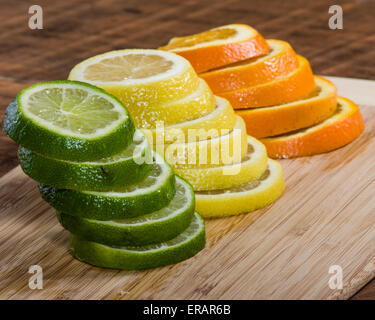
{"left": 18, "top": 130, "right": 152, "bottom": 191}
{"left": 39, "top": 152, "right": 176, "bottom": 220}
{"left": 2, "top": 81, "right": 135, "bottom": 161}
{"left": 57, "top": 176, "right": 195, "bottom": 246}
{"left": 69, "top": 212, "right": 205, "bottom": 270}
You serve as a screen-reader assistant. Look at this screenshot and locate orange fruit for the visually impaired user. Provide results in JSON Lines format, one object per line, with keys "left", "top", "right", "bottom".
{"left": 261, "top": 96, "right": 365, "bottom": 159}
{"left": 217, "top": 55, "right": 315, "bottom": 109}
{"left": 200, "top": 40, "right": 299, "bottom": 92}
{"left": 237, "top": 76, "right": 337, "bottom": 138}
{"left": 159, "top": 24, "right": 270, "bottom": 73}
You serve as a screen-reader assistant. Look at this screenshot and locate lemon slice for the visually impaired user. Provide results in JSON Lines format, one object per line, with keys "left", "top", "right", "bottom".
{"left": 160, "top": 116, "right": 248, "bottom": 168}
{"left": 68, "top": 49, "right": 200, "bottom": 107}
{"left": 175, "top": 136, "right": 268, "bottom": 191}
{"left": 143, "top": 96, "right": 237, "bottom": 144}
{"left": 131, "top": 79, "right": 216, "bottom": 128}
{"left": 195, "top": 159, "right": 285, "bottom": 218}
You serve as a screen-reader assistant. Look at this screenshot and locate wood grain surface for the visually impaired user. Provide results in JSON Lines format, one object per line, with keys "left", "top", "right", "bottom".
{"left": 0, "top": 0, "right": 375, "bottom": 299}
{"left": 0, "top": 92, "right": 374, "bottom": 299}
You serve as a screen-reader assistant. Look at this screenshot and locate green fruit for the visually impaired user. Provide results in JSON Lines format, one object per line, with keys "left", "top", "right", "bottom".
{"left": 2, "top": 81, "right": 135, "bottom": 161}
{"left": 18, "top": 130, "right": 152, "bottom": 191}
{"left": 70, "top": 212, "right": 205, "bottom": 270}
{"left": 39, "top": 152, "right": 176, "bottom": 220}
{"left": 57, "top": 176, "right": 194, "bottom": 246}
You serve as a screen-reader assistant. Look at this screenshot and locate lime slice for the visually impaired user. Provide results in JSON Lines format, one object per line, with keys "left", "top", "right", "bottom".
{"left": 2, "top": 81, "right": 135, "bottom": 161}
{"left": 69, "top": 212, "right": 205, "bottom": 270}
{"left": 68, "top": 49, "right": 200, "bottom": 107}
{"left": 18, "top": 130, "right": 152, "bottom": 191}
{"left": 57, "top": 176, "right": 194, "bottom": 246}
{"left": 39, "top": 152, "right": 176, "bottom": 220}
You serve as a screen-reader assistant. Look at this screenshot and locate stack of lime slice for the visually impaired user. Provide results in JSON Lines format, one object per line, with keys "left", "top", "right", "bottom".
{"left": 2, "top": 80, "right": 205, "bottom": 270}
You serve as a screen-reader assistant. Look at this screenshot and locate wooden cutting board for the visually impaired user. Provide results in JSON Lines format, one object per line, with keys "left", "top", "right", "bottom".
{"left": 0, "top": 77, "right": 374, "bottom": 300}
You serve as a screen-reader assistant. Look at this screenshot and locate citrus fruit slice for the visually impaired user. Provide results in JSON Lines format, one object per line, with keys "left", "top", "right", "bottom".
{"left": 201, "top": 40, "right": 299, "bottom": 92}
{"left": 175, "top": 136, "right": 268, "bottom": 191}
{"left": 39, "top": 152, "right": 176, "bottom": 220}
{"left": 68, "top": 49, "right": 200, "bottom": 107}
{"left": 161, "top": 116, "right": 248, "bottom": 168}
{"left": 218, "top": 55, "right": 315, "bottom": 109}
{"left": 160, "top": 24, "right": 270, "bottom": 73}
{"left": 130, "top": 79, "right": 216, "bottom": 129}
{"left": 195, "top": 159, "right": 285, "bottom": 218}
{"left": 144, "top": 96, "right": 237, "bottom": 144}
{"left": 69, "top": 212, "right": 205, "bottom": 270}
{"left": 18, "top": 130, "right": 152, "bottom": 191}
{"left": 237, "top": 76, "right": 337, "bottom": 138}
{"left": 57, "top": 176, "right": 194, "bottom": 246}
{"left": 2, "top": 81, "right": 135, "bottom": 161}
{"left": 261, "top": 97, "right": 365, "bottom": 159}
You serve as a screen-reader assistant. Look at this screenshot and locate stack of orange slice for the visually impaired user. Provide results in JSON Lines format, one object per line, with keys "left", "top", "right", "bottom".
{"left": 162, "top": 24, "right": 365, "bottom": 159}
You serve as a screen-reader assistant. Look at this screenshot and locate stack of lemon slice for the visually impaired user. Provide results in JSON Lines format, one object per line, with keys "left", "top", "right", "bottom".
{"left": 69, "top": 48, "right": 285, "bottom": 218}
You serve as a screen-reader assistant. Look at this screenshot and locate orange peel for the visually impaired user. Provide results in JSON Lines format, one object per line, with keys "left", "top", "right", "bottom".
{"left": 160, "top": 24, "right": 270, "bottom": 73}
{"left": 261, "top": 96, "right": 365, "bottom": 159}
{"left": 201, "top": 39, "right": 299, "bottom": 92}
{"left": 218, "top": 55, "right": 315, "bottom": 109}
{"left": 236, "top": 76, "right": 337, "bottom": 138}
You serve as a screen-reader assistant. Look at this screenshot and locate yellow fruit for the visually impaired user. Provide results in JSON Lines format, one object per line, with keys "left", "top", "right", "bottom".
{"left": 132, "top": 79, "right": 216, "bottom": 128}
{"left": 174, "top": 136, "right": 268, "bottom": 191}
{"left": 195, "top": 159, "right": 285, "bottom": 218}
{"left": 143, "top": 96, "right": 237, "bottom": 143}
{"left": 68, "top": 49, "right": 200, "bottom": 107}
{"left": 158, "top": 116, "right": 248, "bottom": 168}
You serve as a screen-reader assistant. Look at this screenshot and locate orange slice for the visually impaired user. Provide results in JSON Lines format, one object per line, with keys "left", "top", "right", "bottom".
{"left": 218, "top": 55, "right": 315, "bottom": 109}
{"left": 261, "top": 97, "right": 365, "bottom": 159}
{"left": 236, "top": 76, "right": 337, "bottom": 138}
{"left": 200, "top": 40, "right": 299, "bottom": 92}
{"left": 159, "top": 24, "right": 270, "bottom": 73}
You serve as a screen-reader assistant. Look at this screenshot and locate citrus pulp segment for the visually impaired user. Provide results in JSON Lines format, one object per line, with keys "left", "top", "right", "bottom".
{"left": 174, "top": 136, "right": 268, "bottom": 191}
{"left": 160, "top": 24, "right": 270, "bottom": 73}
{"left": 57, "top": 176, "right": 194, "bottom": 246}
{"left": 237, "top": 76, "right": 338, "bottom": 138}
{"left": 129, "top": 79, "right": 216, "bottom": 129}
{"left": 39, "top": 152, "right": 176, "bottom": 220}
{"left": 201, "top": 39, "right": 299, "bottom": 92}
{"left": 261, "top": 97, "right": 365, "bottom": 159}
{"left": 218, "top": 55, "right": 315, "bottom": 109}
{"left": 2, "top": 81, "right": 135, "bottom": 161}
{"left": 195, "top": 159, "right": 285, "bottom": 218}
{"left": 18, "top": 130, "right": 152, "bottom": 191}
{"left": 69, "top": 212, "right": 205, "bottom": 270}
{"left": 68, "top": 49, "right": 200, "bottom": 107}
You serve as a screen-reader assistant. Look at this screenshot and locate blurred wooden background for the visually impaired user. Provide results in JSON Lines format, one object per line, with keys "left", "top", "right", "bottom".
{"left": 0, "top": 0, "right": 374, "bottom": 299}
